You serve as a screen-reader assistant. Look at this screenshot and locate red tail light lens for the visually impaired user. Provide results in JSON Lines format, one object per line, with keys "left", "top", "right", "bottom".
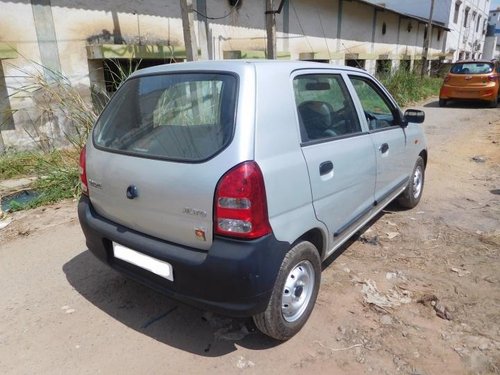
{"left": 444, "top": 75, "right": 450, "bottom": 83}
{"left": 79, "top": 145, "right": 88, "bottom": 195}
{"left": 214, "top": 161, "right": 272, "bottom": 239}
{"left": 487, "top": 75, "right": 496, "bottom": 82}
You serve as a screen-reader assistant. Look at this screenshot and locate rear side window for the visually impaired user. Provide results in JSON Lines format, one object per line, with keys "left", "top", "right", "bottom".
{"left": 293, "top": 74, "right": 361, "bottom": 142}
{"left": 93, "top": 73, "right": 237, "bottom": 161}
{"left": 450, "top": 63, "right": 493, "bottom": 74}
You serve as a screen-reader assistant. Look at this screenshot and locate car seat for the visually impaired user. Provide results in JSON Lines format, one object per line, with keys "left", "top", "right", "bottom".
{"left": 298, "top": 101, "right": 336, "bottom": 140}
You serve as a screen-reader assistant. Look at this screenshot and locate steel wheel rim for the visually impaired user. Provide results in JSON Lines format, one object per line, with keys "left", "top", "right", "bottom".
{"left": 281, "top": 260, "right": 315, "bottom": 323}
{"left": 413, "top": 166, "right": 423, "bottom": 199}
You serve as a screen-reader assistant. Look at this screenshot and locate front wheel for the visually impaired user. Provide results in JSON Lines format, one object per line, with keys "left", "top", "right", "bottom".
{"left": 253, "top": 241, "right": 321, "bottom": 341}
{"left": 398, "top": 156, "right": 425, "bottom": 209}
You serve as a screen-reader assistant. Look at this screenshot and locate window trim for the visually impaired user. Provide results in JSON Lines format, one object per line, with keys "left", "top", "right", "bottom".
{"left": 299, "top": 130, "right": 370, "bottom": 147}
{"left": 292, "top": 72, "right": 365, "bottom": 145}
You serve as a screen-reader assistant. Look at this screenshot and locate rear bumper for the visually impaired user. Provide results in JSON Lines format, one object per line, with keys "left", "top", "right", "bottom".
{"left": 78, "top": 195, "right": 290, "bottom": 317}
{"left": 440, "top": 84, "right": 498, "bottom": 101}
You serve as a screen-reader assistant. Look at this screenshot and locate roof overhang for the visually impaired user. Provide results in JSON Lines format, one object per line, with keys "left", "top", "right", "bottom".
{"left": 86, "top": 44, "right": 197, "bottom": 60}
{"left": 223, "top": 50, "right": 290, "bottom": 60}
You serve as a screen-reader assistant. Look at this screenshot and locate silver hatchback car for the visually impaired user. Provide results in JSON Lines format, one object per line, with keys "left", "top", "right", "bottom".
{"left": 78, "top": 60, "right": 427, "bottom": 340}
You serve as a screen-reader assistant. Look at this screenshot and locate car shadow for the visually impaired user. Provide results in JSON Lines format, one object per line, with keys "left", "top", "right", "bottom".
{"left": 321, "top": 208, "right": 389, "bottom": 270}
{"left": 63, "top": 252, "right": 279, "bottom": 357}
{"left": 424, "top": 99, "right": 497, "bottom": 108}
{"left": 64, "top": 218, "right": 381, "bottom": 356}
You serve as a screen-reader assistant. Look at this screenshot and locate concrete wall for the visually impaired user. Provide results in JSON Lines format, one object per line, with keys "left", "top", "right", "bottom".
{"left": 0, "top": 0, "right": 449, "bottom": 150}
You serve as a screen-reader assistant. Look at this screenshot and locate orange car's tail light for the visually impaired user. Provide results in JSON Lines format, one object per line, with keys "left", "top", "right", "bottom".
{"left": 444, "top": 75, "right": 450, "bottom": 83}
{"left": 487, "top": 75, "right": 496, "bottom": 82}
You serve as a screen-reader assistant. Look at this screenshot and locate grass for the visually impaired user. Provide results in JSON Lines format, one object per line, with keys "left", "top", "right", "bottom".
{"left": 0, "top": 150, "right": 64, "bottom": 179}
{"left": 1, "top": 149, "right": 80, "bottom": 212}
{"left": 379, "top": 69, "right": 442, "bottom": 107}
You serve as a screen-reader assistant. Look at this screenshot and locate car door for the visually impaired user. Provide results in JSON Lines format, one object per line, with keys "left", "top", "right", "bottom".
{"left": 348, "top": 74, "right": 410, "bottom": 205}
{"left": 293, "top": 72, "right": 376, "bottom": 251}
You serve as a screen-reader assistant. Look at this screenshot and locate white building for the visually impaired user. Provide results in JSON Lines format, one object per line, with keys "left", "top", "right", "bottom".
{"left": 485, "top": 7, "right": 500, "bottom": 59}
{"left": 365, "top": 0, "right": 491, "bottom": 61}
{"left": 0, "top": 0, "right": 449, "bottom": 151}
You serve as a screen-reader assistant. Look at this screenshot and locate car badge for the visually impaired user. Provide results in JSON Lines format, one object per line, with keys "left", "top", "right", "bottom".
{"left": 88, "top": 179, "right": 102, "bottom": 189}
{"left": 126, "top": 185, "right": 139, "bottom": 199}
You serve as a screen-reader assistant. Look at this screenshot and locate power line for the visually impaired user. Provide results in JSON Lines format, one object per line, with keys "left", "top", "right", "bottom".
{"left": 192, "top": 0, "right": 241, "bottom": 20}
{"left": 290, "top": 0, "right": 313, "bottom": 52}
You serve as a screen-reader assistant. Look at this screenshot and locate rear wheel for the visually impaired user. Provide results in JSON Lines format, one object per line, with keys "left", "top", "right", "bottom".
{"left": 438, "top": 99, "right": 447, "bottom": 107}
{"left": 398, "top": 156, "right": 425, "bottom": 209}
{"left": 253, "top": 241, "right": 321, "bottom": 341}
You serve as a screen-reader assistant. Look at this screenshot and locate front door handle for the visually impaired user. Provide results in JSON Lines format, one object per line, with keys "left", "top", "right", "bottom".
{"left": 379, "top": 143, "right": 389, "bottom": 153}
{"left": 319, "top": 161, "right": 334, "bottom": 176}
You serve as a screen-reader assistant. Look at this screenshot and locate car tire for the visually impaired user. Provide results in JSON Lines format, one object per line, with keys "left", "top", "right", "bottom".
{"left": 438, "top": 99, "right": 447, "bottom": 107}
{"left": 489, "top": 97, "right": 498, "bottom": 108}
{"left": 253, "top": 241, "right": 321, "bottom": 341}
{"left": 398, "top": 156, "right": 425, "bottom": 209}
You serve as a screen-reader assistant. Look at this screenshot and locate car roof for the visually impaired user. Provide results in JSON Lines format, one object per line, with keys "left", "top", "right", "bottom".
{"left": 130, "top": 59, "right": 368, "bottom": 78}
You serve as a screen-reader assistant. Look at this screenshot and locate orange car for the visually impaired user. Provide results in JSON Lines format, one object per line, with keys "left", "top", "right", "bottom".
{"left": 439, "top": 60, "right": 500, "bottom": 108}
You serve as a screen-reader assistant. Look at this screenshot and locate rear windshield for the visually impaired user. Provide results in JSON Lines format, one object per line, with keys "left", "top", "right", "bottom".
{"left": 93, "top": 73, "right": 237, "bottom": 161}
{"left": 450, "top": 63, "right": 493, "bottom": 74}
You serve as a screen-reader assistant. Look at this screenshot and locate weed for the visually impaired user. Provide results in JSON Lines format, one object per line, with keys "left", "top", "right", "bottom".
{"left": 0, "top": 59, "right": 137, "bottom": 211}
{"left": 379, "top": 69, "right": 442, "bottom": 107}
{"left": 0, "top": 150, "right": 62, "bottom": 179}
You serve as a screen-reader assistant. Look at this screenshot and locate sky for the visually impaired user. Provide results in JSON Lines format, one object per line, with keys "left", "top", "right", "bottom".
{"left": 492, "top": 0, "right": 500, "bottom": 10}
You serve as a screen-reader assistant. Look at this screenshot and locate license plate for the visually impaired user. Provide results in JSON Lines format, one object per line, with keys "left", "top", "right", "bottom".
{"left": 113, "top": 243, "right": 174, "bottom": 281}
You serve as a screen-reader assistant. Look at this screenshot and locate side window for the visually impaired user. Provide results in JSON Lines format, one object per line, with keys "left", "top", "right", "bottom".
{"left": 349, "top": 76, "right": 396, "bottom": 131}
{"left": 293, "top": 74, "right": 361, "bottom": 142}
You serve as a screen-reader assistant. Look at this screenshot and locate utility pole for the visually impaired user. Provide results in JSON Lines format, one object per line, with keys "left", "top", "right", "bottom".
{"left": 421, "top": 0, "right": 435, "bottom": 78}
{"left": 266, "top": 0, "right": 277, "bottom": 59}
{"left": 196, "top": 0, "right": 211, "bottom": 59}
{"left": 180, "top": 0, "right": 199, "bottom": 61}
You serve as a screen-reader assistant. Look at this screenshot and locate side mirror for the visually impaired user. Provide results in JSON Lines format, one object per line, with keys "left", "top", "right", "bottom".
{"left": 403, "top": 109, "right": 425, "bottom": 125}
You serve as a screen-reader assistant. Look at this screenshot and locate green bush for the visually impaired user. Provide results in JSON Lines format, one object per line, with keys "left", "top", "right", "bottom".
{"left": 379, "top": 69, "right": 442, "bottom": 107}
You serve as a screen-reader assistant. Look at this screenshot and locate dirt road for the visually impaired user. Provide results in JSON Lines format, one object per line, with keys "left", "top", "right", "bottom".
{"left": 1, "top": 99, "right": 499, "bottom": 374}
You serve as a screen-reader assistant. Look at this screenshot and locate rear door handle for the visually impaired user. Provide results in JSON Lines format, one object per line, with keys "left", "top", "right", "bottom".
{"left": 319, "top": 161, "right": 334, "bottom": 176}
{"left": 379, "top": 143, "right": 389, "bottom": 153}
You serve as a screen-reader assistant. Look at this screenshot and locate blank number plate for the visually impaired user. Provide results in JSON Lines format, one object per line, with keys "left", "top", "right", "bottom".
{"left": 113, "top": 242, "right": 174, "bottom": 281}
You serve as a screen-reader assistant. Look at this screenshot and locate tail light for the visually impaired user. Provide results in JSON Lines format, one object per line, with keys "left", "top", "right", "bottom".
{"left": 487, "top": 75, "right": 496, "bottom": 82}
{"left": 79, "top": 145, "right": 88, "bottom": 195}
{"left": 444, "top": 75, "right": 450, "bottom": 83}
{"left": 214, "top": 161, "right": 272, "bottom": 239}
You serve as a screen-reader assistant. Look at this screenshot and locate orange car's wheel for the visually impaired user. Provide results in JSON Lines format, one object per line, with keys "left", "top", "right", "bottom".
{"left": 439, "top": 99, "right": 447, "bottom": 107}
